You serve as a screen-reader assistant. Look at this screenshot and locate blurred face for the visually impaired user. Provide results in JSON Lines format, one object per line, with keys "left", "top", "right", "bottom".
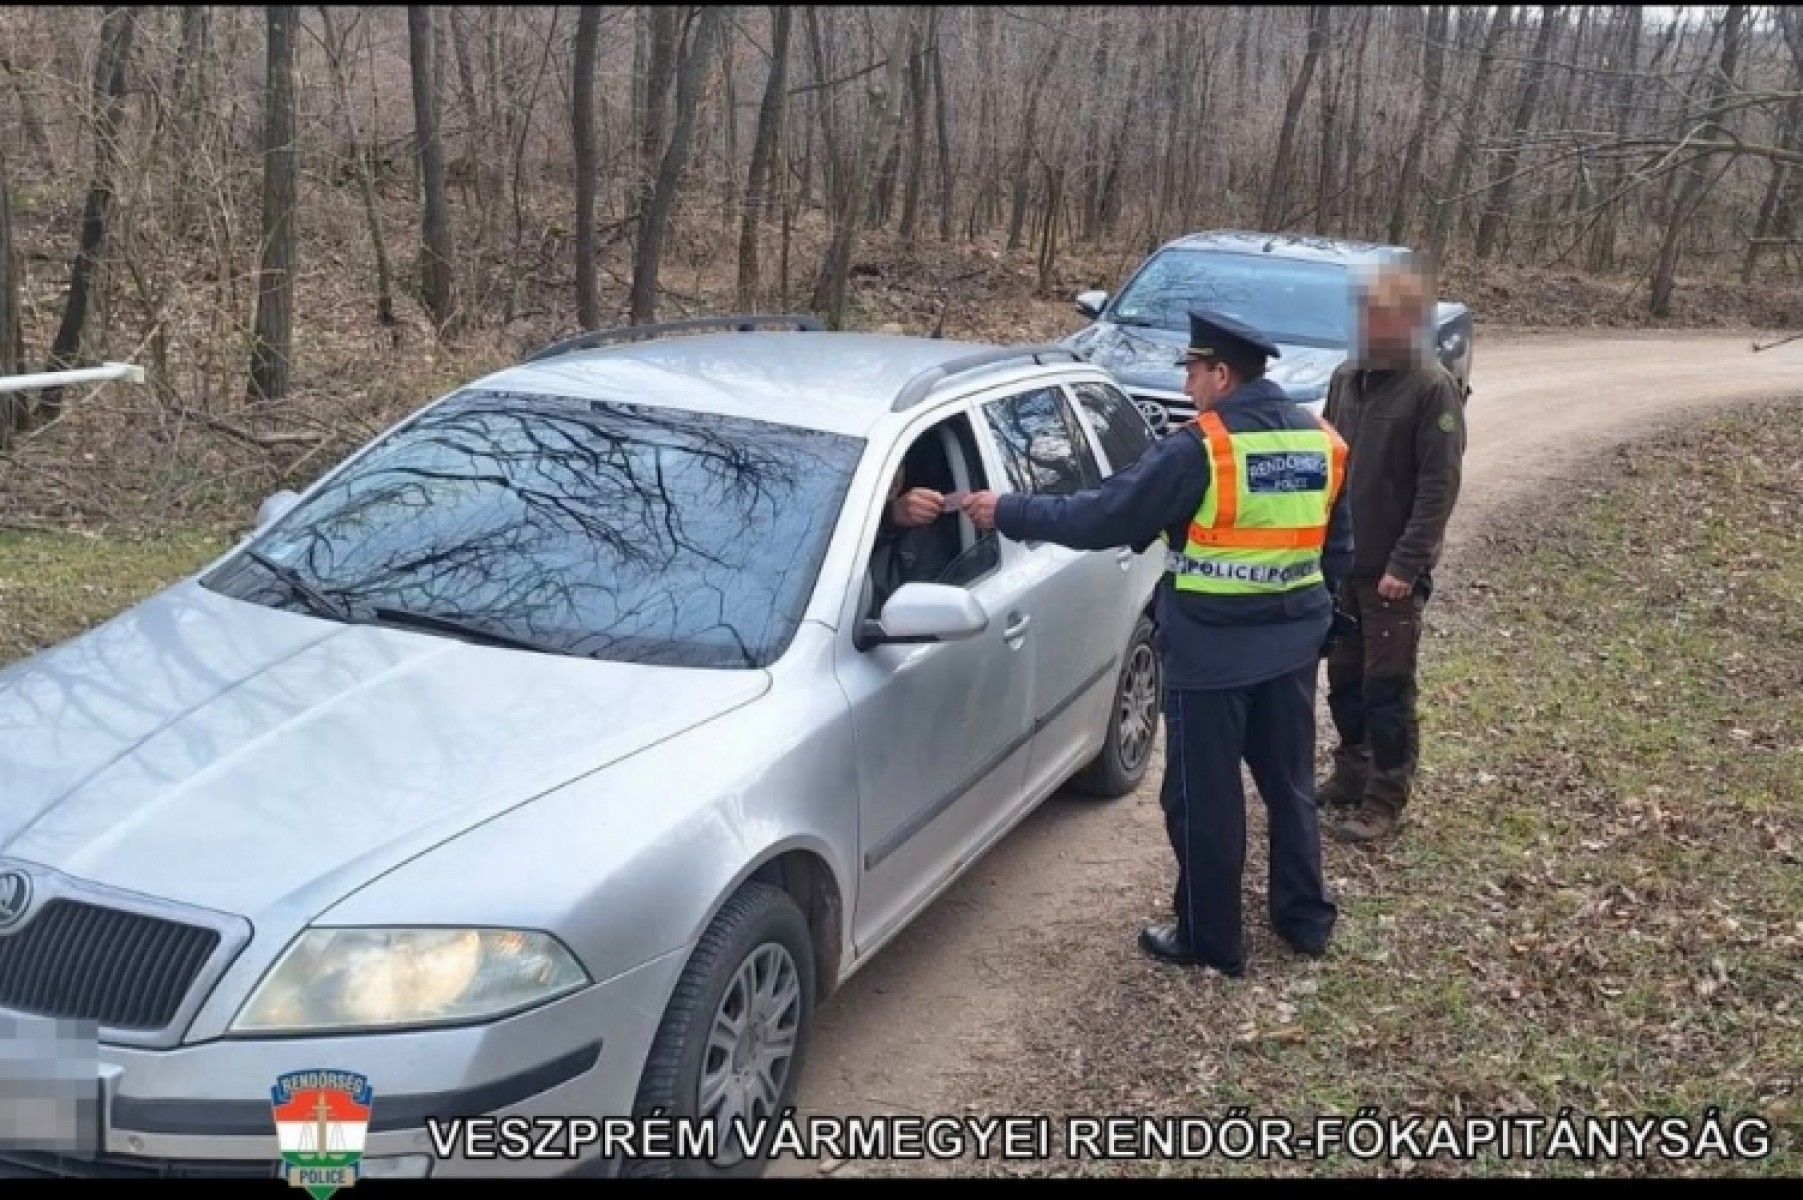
{"left": 1358, "top": 269, "right": 1430, "bottom": 363}
{"left": 1361, "top": 299, "right": 1422, "bottom": 359}
{"left": 1182, "top": 358, "right": 1235, "bottom": 410}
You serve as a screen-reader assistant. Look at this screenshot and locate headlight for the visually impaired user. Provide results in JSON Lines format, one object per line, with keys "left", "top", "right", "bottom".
{"left": 230, "top": 928, "right": 590, "bottom": 1034}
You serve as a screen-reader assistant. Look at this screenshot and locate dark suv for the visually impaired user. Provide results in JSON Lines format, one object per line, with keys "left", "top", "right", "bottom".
{"left": 1062, "top": 230, "right": 1475, "bottom": 434}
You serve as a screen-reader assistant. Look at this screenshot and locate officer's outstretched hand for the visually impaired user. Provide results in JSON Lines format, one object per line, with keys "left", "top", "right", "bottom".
{"left": 962, "top": 491, "right": 1000, "bottom": 533}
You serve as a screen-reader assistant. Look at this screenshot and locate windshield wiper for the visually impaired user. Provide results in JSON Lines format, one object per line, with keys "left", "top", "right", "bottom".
{"left": 244, "top": 549, "right": 351, "bottom": 621}
{"left": 369, "top": 607, "right": 570, "bottom": 657}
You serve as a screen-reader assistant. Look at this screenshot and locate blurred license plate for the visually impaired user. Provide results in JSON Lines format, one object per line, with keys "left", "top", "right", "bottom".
{"left": 0, "top": 1013, "right": 103, "bottom": 1154}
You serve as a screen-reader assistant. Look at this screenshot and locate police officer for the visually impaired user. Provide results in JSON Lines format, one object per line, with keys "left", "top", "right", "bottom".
{"left": 963, "top": 310, "right": 1353, "bottom": 977}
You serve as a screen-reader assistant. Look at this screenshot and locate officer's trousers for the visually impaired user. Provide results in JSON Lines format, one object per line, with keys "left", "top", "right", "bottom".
{"left": 1159, "top": 661, "right": 1338, "bottom": 974}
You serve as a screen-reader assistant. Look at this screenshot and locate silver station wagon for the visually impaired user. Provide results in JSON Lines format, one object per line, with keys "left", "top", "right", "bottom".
{"left": 0, "top": 317, "right": 1165, "bottom": 1179}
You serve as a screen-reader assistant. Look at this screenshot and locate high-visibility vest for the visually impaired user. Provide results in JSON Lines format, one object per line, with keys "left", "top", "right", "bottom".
{"left": 1165, "top": 410, "right": 1348, "bottom": 596}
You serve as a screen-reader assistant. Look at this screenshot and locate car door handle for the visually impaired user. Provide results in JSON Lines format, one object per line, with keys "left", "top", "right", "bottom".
{"left": 1003, "top": 612, "right": 1031, "bottom": 640}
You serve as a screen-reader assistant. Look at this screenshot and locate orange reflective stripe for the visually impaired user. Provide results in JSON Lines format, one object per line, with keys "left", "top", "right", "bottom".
{"left": 1315, "top": 414, "right": 1349, "bottom": 508}
{"left": 1185, "top": 524, "right": 1328, "bottom": 550}
{"left": 1197, "top": 411, "right": 1237, "bottom": 528}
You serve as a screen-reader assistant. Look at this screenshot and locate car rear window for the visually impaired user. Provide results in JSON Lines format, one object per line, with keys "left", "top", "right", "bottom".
{"left": 202, "top": 390, "right": 864, "bottom": 669}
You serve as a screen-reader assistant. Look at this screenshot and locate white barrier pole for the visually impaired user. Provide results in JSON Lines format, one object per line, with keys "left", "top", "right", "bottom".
{"left": 0, "top": 362, "right": 147, "bottom": 395}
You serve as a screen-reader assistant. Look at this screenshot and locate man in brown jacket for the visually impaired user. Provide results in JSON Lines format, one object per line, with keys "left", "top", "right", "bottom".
{"left": 1318, "top": 264, "right": 1466, "bottom": 843}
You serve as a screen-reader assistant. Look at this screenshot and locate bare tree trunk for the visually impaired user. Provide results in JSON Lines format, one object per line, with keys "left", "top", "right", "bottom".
{"left": 574, "top": 5, "right": 602, "bottom": 329}
{"left": 318, "top": 8, "right": 393, "bottom": 330}
{"left": 1342, "top": 7, "right": 1373, "bottom": 236}
{"left": 40, "top": 5, "right": 137, "bottom": 425}
{"left": 805, "top": 6, "right": 842, "bottom": 220}
{"left": 1097, "top": 14, "right": 1149, "bottom": 240}
{"left": 898, "top": 13, "right": 930, "bottom": 241}
{"left": 636, "top": 5, "right": 683, "bottom": 233}
{"left": 930, "top": 9, "right": 954, "bottom": 241}
{"left": 0, "top": 141, "right": 23, "bottom": 447}
{"left": 1743, "top": 96, "right": 1803, "bottom": 284}
{"left": 166, "top": 7, "right": 208, "bottom": 231}
{"left": 1314, "top": 10, "right": 1341, "bottom": 232}
{"left": 719, "top": 21, "right": 739, "bottom": 223}
{"left": 1079, "top": 12, "right": 1112, "bottom": 243}
{"left": 1649, "top": 4, "right": 1746, "bottom": 318}
{"left": 1587, "top": 6, "right": 1644, "bottom": 274}
{"left": 1007, "top": 20, "right": 1065, "bottom": 252}
{"left": 1475, "top": 6, "right": 1562, "bottom": 261}
{"left": 811, "top": 7, "right": 915, "bottom": 328}
{"left": 0, "top": 55, "right": 54, "bottom": 171}
{"left": 1426, "top": 4, "right": 1512, "bottom": 266}
{"left": 408, "top": 5, "right": 459, "bottom": 337}
{"left": 630, "top": 5, "right": 727, "bottom": 324}
{"left": 1260, "top": 6, "right": 1328, "bottom": 230}
{"left": 249, "top": 5, "right": 297, "bottom": 404}
{"left": 1390, "top": 5, "right": 1449, "bottom": 245}
{"left": 738, "top": 4, "right": 793, "bottom": 308}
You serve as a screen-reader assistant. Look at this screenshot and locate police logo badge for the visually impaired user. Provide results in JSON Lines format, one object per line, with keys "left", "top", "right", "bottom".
{"left": 1437, "top": 411, "right": 1457, "bottom": 433}
{"left": 271, "top": 1070, "right": 373, "bottom": 1199}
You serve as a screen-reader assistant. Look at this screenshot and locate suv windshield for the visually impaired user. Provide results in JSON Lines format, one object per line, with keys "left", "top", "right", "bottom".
{"left": 1108, "top": 248, "right": 1354, "bottom": 347}
{"left": 202, "top": 390, "right": 864, "bottom": 669}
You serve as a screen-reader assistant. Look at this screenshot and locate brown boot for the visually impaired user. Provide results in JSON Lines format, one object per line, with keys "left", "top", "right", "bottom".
{"left": 1333, "top": 801, "right": 1401, "bottom": 844}
{"left": 1316, "top": 746, "right": 1368, "bottom": 810}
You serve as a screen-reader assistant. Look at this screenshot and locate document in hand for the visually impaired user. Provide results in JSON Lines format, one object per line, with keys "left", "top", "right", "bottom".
{"left": 942, "top": 491, "right": 968, "bottom": 514}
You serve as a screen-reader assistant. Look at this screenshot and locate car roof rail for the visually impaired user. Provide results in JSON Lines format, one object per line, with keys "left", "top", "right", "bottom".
{"left": 891, "top": 345, "right": 1089, "bottom": 413}
{"left": 519, "top": 314, "right": 825, "bottom": 364}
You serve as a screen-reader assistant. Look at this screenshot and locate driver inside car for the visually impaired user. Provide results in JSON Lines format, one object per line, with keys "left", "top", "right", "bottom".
{"left": 867, "top": 466, "right": 959, "bottom": 616}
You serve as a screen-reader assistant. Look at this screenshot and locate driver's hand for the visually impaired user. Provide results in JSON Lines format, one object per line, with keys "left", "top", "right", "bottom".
{"left": 891, "top": 488, "right": 944, "bottom": 528}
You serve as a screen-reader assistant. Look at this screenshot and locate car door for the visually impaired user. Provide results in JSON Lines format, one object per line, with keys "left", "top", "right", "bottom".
{"left": 837, "top": 409, "right": 1039, "bottom": 959}
{"left": 1068, "top": 377, "right": 1169, "bottom": 615}
{"left": 973, "top": 382, "right": 1128, "bottom": 801}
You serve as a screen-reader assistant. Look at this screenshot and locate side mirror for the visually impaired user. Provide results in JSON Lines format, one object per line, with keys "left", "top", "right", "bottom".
{"left": 257, "top": 489, "right": 302, "bottom": 529}
{"left": 1074, "top": 289, "right": 1108, "bottom": 319}
{"left": 857, "top": 583, "right": 989, "bottom": 649}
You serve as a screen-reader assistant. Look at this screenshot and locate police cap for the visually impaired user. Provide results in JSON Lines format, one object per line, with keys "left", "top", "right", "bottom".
{"left": 1175, "top": 309, "right": 1282, "bottom": 369}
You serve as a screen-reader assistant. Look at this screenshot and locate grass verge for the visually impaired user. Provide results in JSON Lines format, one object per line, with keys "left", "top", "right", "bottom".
{"left": 894, "top": 399, "right": 1803, "bottom": 1178}
{"left": 0, "top": 526, "right": 231, "bottom": 667}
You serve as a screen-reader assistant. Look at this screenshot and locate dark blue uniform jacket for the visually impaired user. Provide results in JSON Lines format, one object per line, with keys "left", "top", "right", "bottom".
{"left": 995, "top": 378, "right": 1354, "bottom": 692}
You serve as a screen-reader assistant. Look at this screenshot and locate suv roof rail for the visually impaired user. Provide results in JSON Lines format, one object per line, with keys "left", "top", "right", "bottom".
{"left": 891, "top": 345, "right": 1088, "bottom": 413}
{"left": 520, "top": 314, "right": 824, "bottom": 364}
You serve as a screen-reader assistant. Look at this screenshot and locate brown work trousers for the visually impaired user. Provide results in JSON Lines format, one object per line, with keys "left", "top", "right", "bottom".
{"left": 1324, "top": 575, "right": 1430, "bottom": 813}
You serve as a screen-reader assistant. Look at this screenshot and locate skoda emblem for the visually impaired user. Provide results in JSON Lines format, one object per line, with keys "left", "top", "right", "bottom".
{"left": 0, "top": 870, "right": 32, "bottom": 930}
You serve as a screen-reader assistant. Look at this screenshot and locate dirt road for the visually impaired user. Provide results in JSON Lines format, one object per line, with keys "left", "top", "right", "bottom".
{"left": 766, "top": 330, "right": 1803, "bottom": 1176}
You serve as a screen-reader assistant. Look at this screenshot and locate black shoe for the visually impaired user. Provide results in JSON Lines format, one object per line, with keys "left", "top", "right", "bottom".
{"left": 1138, "top": 924, "right": 1244, "bottom": 977}
{"left": 1278, "top": 932, "right": 1330, "bottom": 959}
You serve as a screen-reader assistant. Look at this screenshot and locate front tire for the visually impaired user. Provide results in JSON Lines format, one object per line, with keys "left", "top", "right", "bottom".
{"left": 623, "top": 882, "right": 816, "bottom": 1178}
{"left": 1070, "top": 613, "right": 1161, "bottom": 798}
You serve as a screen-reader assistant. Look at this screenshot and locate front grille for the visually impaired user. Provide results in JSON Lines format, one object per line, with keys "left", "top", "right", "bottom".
{"left": 0, "top": 899, "right": 219, "bottom": 1030}
{"left": 0, "top": 1149, "right": 278, "bottom": 1179}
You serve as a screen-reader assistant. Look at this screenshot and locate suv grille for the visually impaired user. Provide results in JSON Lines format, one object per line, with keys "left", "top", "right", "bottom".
{"left": 0, "top": 899, "right": 219, "bottom": 1030}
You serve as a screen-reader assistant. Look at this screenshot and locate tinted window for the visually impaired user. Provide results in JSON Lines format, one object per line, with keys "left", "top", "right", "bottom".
{"left": 1108, "top": 248, "right": 1353, "bottom": 347}
{"left": 202, "top": 391, "right": 864, "bottom": 669}
{"left": 983, "top": 387, "right": 1102, "bottom": 497}
{"left": 1070, "top": 381, "right": 1155, "bottom": 472}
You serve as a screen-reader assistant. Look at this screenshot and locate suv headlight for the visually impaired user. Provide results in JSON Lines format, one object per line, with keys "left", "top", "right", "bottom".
{"left": 230, "top": 928, "right": 590, "bottom": 1034}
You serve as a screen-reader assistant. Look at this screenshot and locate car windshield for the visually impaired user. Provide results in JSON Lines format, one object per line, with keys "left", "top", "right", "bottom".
{"left": 1108, "top": 248, "right": 1354, "bottom": 347}
{"left": 202, "top": 390, "right": 865, "bottom": 669}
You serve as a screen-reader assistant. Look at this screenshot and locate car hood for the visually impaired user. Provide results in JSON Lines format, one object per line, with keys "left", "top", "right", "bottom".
{"left": 1064, "top": 321, "right": 1345, "bottom": 406}
{"left": 0, "top": 580, "right": 770, "bottom": 922}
